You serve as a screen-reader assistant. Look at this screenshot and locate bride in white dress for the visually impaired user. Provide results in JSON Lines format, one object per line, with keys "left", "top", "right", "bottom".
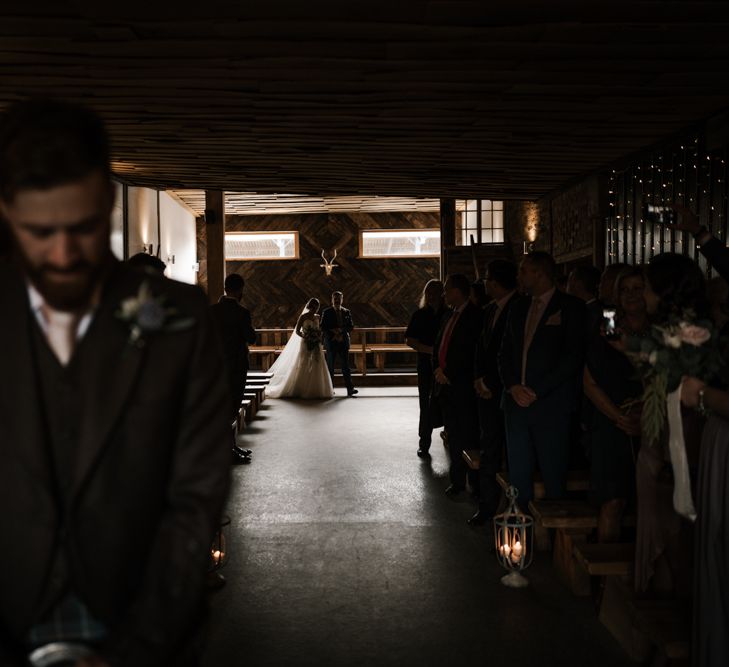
{"left": 266, "top": 298, "right": 335, "bottom": 399}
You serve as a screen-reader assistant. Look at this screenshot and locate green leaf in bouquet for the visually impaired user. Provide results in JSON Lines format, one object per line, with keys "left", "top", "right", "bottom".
{"left": 641, "top": 371, "right": 667, "bottom": 447}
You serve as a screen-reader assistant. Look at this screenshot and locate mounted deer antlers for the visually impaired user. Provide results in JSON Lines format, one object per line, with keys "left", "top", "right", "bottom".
{"left": 320, "top": 249, "right": 338, "bottom": 276}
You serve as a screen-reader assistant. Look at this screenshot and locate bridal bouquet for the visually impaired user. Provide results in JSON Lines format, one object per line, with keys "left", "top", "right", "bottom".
{"left": 625, "top": 310, "right": 722, "bottom": 446}
{"left": 303, "top": 326, "right": 323, "bottom": 352}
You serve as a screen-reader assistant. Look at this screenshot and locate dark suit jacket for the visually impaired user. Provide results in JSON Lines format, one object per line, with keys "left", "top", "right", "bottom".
{"left": 700, "top": 235, "right": 729, "bottom": 282}
{"left": 0, "top": 262, "right": 231, "bottom": 666}
{"left": 433, "top": 301, "right": 483, "bottom": 386}
{"left": 210, "top": 296, "right": 256, "bottom": 373}
{"left": 320, "top": 307, "right": 354, "bottom": 349}
{"left": 474, "top": 292, "right": 517, "bottom": 398}
{"left": 498, "top": 290, "right": 586, "bottom": 414}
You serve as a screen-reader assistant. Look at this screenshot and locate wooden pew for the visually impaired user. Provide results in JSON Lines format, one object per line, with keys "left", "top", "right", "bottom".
{"left": 573, "top": 542, "right": 634, "bottom": 578}
{"left": 529, "top": 499, "right": 636, "bottom": 597}
{"left": 496, "top": 470, "right": 589, "bottom": 500}
{"left": 598, "top": 577, "right": 690, "bottom": 664}
{"left": 528, "top": 499, "right": 597, "bottom": 596}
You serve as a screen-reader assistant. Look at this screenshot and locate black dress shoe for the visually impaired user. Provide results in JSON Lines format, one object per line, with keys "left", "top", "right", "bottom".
{"left": 467, "top": 511, "right": 491, "bottom": 527}
{"left": 231, "top": 450, "right": 252, "bottom": 465}
{"left": 417, "top": 448, "right": 431, "bottom": 459}
{"left": 234, "top": 446, "right": 252, "bottom": 456}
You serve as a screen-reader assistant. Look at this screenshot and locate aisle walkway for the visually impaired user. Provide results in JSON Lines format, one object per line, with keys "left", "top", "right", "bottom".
{"left": 203, "top": 388, "right": 632, "bottom": 667}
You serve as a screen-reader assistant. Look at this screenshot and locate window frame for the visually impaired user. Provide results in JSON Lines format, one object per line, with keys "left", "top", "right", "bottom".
{"left": 358, "top": 228, "right": 441, "bottom": 259}
{"left": 456, "top": 199, "right": 504, "bottom": 246}
{"left": 224, "top": 231, "right": 300, "bottom": 261}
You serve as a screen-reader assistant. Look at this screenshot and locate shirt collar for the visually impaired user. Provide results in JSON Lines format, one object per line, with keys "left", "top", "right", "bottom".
{"left": 533, "top": 287, "right": 556, "bottom": 307}
{"left": 26, "top": 281, "right": 95, "bottom": 341}
{"left": 495, "top": 290, "right": 516, "bottom": 310}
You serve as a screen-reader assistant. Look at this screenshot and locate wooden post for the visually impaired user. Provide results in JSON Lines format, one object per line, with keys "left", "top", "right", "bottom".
{"left": 205, "top": 190, "right": 225, "bottom": 304}
{"left": 440, "top": 198, "right": 456, "bottom": 280}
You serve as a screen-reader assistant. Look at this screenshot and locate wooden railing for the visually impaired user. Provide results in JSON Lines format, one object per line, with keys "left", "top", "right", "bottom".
{"left": 250, "top": 326, "right": 416, "bottom": 375}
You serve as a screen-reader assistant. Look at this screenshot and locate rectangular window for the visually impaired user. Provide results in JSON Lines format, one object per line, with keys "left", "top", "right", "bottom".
{"left": 456, "top": 200, "right": 504, "bottom": 245}
{"left": 225, "top": 232, "right": 299, "bottom": 260}
{"left": 360, "top": 229, "right": 440, "bottom": 258}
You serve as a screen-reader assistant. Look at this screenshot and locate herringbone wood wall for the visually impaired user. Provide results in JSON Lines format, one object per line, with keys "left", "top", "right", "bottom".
{"left": 212, "top": 212, "right": 439, "bottom": 328}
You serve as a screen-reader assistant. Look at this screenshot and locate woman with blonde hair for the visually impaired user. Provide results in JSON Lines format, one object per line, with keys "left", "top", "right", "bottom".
{"left": 406, "top": 279, "right": 445, "bottom": 457}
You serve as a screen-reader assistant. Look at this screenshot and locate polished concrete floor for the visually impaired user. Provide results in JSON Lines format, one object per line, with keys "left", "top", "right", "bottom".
{"left": 203, "top": 388, "right": 632, "bottom": 667}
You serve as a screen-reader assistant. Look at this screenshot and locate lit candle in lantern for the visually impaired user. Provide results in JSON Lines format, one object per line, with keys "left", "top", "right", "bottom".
{"left": 212, "top": 549, "right": 223, "bottom": 565}
{"left": 511, "top": 541, "right": 523, "bottom": 564}
{"left": 500, "top": 543, "right": 511, "bottom": 559}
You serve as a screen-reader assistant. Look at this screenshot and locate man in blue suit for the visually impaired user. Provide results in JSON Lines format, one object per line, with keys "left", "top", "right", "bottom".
{"left": 498, "top": 252, "right": 586, "bottom": 506}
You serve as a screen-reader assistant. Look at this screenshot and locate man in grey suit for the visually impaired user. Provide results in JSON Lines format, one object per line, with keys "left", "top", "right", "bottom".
{"left": 0, "top": 99, "right": 230, "bottom": 666}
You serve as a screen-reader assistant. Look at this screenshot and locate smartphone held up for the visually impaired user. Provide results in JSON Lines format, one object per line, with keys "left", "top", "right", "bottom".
{"left": 642, "top": 203, "right": 675, "bottom": 226}
{"left": 603, "top": 308, "right": 620, "bottom": 340}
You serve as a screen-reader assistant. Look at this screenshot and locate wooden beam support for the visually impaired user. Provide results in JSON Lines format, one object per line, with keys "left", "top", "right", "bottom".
{"left": 205, "top": 190, "right": 225, "bottom": 304}
{"left": 439, "top": 198, "right": 456, "bottom": 281}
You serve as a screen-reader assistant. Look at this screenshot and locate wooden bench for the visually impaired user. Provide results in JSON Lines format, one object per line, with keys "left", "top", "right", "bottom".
{"left": 529, "top": 499, "right": 636, "bottom": 597}
{"left": 573, "top": 542, "right": 634, "bottom": 577}
{"left": 496, "top": 470, "right": 589, "bottom": 500}
{"left": 369, "top": 343, "right": 416, "bottom": 372}
{"left": 598, "top": 577, "right": 690, "bottom": 664}
{"left": 249, "top": 346, "right": 282, "bottom": 370}
{"left": 529, "top": 499, "right": 597, "bottom": 596}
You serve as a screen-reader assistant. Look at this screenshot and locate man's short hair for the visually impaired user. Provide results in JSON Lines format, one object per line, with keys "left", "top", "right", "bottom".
{"left": 127, "top": 253, "right": 167, "bottom": 275}
{"left": 0, "top": 98, "right": 111, "bottom": 203}
{"left": 486, "top": 259, "right": 517, "bottom": 290}
{"left": 525, "top": 251, "right": 557, "bottom": 282}
{"left": 332, "top": 291, "right": 343, "bottom": 298}
{"left": 570, "top": 265, "right": 601, "bottom": 297}
{"left": 445, "top": 273, "right": 471, "bottom": 297}
{"left": 224, "top": 273, "right": 245, "bottom": 292}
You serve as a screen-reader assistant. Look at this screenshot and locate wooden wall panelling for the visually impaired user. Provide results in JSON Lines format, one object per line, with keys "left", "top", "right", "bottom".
{"left": 220, "top": 211, "right": 440, "bottom": 329}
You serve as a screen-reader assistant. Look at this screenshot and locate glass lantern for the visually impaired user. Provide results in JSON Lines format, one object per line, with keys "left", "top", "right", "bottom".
{"left": 493, "top": 486, "right": 534, "bottom": 588}
{"left": 210, "top": 515, "right": 231, "bottom": 573}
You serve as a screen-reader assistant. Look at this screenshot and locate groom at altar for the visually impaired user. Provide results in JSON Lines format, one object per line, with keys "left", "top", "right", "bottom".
{"left": 0, "top": 99, "right": 231, "bottom": 666}
{"left": 321, "top": 291, "right": 358, "bottom": 396}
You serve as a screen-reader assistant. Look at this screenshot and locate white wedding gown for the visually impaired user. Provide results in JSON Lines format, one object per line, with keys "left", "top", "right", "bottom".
{"left": 266, "top": 320, "right": 334, "bottom": 399}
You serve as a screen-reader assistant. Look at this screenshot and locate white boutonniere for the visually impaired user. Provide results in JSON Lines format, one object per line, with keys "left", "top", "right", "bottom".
{"left": 116, "top": 282, "right": 194, "bottom": 347}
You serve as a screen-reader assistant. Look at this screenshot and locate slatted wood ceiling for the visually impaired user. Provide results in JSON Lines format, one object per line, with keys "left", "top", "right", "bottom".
{"left": 1, "top": 2, "right": 729, "bottom": 200}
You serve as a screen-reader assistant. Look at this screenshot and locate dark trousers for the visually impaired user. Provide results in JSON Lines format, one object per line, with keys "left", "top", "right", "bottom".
{"left": 417, "top": 364, "right": 434, "bottom": 449}
{"left": 228, "top": 368, "right": 248, "bottom": 420}
{"left": 439, "top": 382, "right": 479, "bottom": 490}
{"left": 503, "top": 401, "right": 571, "bottom": 506}
{"left": 477, "top": 395, "right": 506, "bottom": 516}
{"left": 325, "top": 343, "right": 354, "bottom": 392}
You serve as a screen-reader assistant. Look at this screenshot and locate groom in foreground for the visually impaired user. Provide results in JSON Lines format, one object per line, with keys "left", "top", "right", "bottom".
{"left": 321, "top": 291, "right": 358, "bottom": 396}
{"left": 0, "top": 99, "right": 231, "bottom": 666}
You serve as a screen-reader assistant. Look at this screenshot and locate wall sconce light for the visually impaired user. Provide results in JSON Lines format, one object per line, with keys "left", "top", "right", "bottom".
{"left": 142, "top": 243, "right": 155, "bottom": 255}
{"left": 523, "top": 241, "right": 534, "bottom": 254}
{"left": 166, "top": 254, "right": 176, "bottom": 265}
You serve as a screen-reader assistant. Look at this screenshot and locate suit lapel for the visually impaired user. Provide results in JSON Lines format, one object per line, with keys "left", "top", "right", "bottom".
{"left": 72, "top": 266, "right": 146, "bottom": 500}
{"left": 0, "top": 266, "right": 53, "bottom": 487}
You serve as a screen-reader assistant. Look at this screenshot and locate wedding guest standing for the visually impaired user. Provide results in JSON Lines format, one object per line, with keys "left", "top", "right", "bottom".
{"left": 567, "top": 264, "right": 602, "bottom": 332}
{"left": 634, "top": 253, "right": 706, "bottom": 598}
{"left": 0, "top": 99, "right": 230, "bottom": 666}
{"left": 680, "top": 378, "right": 729, "bottom": 667}
{"left": 433, "top": 274, "right": 483, "bottom": 496}
{"left": 498, "top": 252, "right": 586, "bottom": 505}
{"left": 583, "top": 267, "right": 646, "bottom": 542}
{"left": 210, "top": 273, "right": 257, "bottom": 419}
{"left": 470, "top": 260, "right": 517, "bottom": 525}
{"left": 405, "top": 279, "right": 445, "bottom": 458}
